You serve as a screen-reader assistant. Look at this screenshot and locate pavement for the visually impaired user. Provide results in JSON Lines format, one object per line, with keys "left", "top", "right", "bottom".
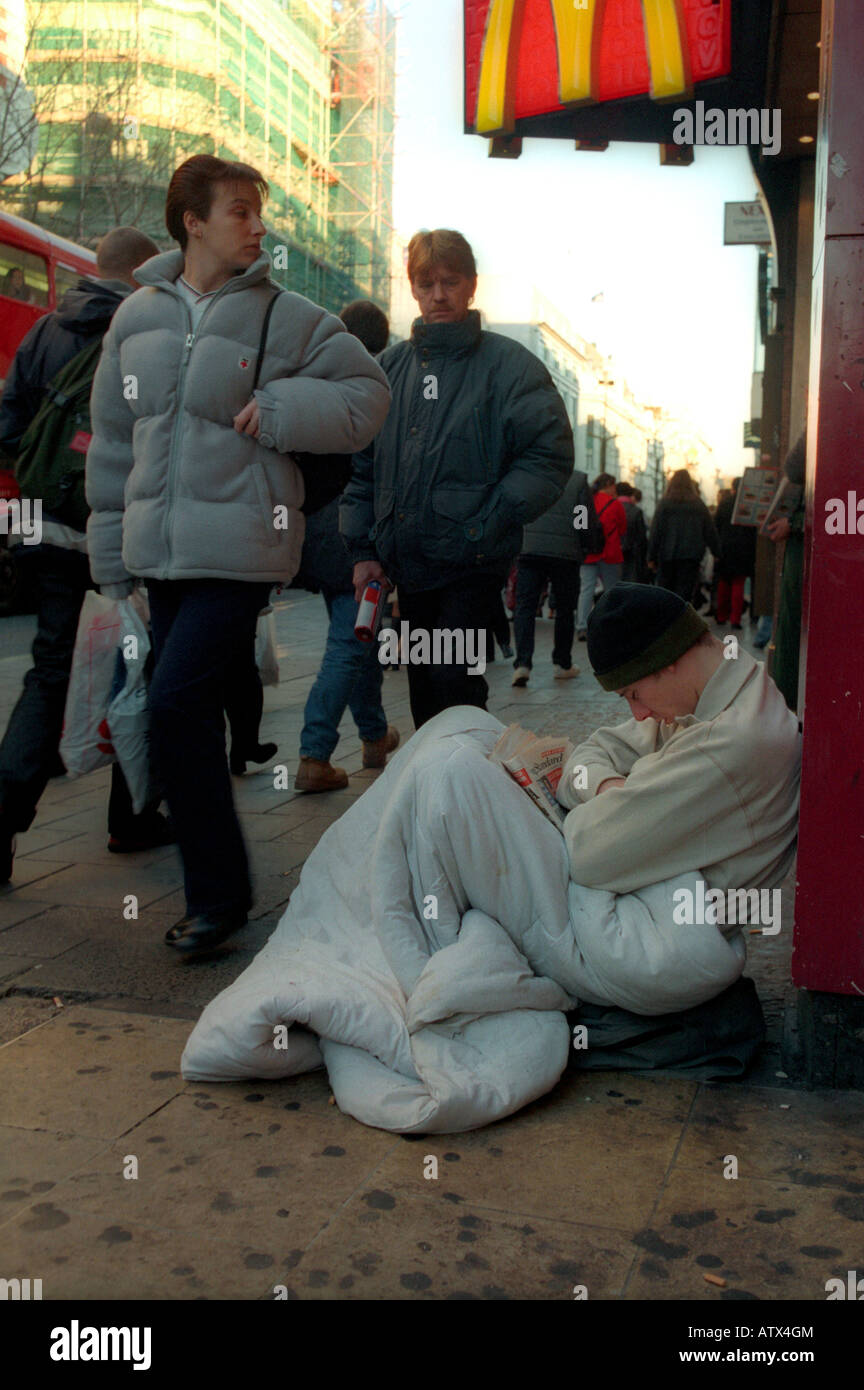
{"left": 1, "top": 593, "right": 862, "bottom": 1302}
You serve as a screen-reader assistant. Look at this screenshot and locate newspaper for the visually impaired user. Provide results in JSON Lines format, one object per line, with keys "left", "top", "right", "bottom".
{"left": 488, "top": 724, "right": 573, "bottom": 832}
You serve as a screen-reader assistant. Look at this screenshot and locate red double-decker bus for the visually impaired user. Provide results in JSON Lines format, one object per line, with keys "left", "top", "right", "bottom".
{"left": 0, "top": 209, "right": 97, "bottom": 392}
{"left": 0, "top": 212, "right": 96, "bottom": 609}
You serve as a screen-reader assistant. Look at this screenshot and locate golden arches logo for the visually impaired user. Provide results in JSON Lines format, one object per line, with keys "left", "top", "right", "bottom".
{"left": 475, "top": 0, "right": 694, "bottom": 136}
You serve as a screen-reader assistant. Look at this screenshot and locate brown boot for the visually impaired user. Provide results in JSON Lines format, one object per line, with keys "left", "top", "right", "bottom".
{"left": 294, "top": 757, "right": 349, "bottom": 792}
{"left": 362, "top": 725, "right": 400, "bottom": 770}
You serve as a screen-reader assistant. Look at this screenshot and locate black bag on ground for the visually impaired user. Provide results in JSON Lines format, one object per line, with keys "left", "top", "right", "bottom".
{"left": 568, "top": 976, "right": 766, "bottom": 1081}
{"left": 254, "top": 291, "right": 353, "bottom": 516}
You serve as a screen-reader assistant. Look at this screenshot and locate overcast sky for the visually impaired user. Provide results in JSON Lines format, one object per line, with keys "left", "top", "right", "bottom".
{"left": 390, "top": 0, "right": 764, "bottom": 479}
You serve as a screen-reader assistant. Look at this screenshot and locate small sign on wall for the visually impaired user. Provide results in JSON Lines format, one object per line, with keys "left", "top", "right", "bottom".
{"left": 724, "top": 202, "right": 771, "bottom": 246}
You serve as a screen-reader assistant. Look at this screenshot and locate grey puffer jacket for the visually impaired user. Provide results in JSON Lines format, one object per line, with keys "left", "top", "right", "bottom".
{"left": 339, "top": 311, "right": 573, "bottom": 593}
{"left": 86, "top": 249, "right": 391, "bottom": 586}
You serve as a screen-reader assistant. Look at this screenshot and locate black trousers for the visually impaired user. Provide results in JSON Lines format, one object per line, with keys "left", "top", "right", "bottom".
{"left": 397, "top": 572, "right": 504, "bottom": 729}
{"left": 147, "top": 577, "right": 272, "bottom": 919}
{"left": 656, "top": 559, "right": 701, "bottom": 604}
{"left": 0, "top": 545, "right": 153, "bottom": 837}
{"left": 485, "top": 589, "right": 511, "bottom": 653}
{"left": 513, "top": 555, "right": 578, "bottom": 669}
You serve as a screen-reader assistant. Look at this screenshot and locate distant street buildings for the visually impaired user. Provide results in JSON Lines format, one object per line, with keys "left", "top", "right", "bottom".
{"left": 0, "top": 0, "right": 395, "bottom": 312}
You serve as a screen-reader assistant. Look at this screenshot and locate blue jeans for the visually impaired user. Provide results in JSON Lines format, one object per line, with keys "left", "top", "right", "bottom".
{"left": 300, "top": 587, "right": 388, "bottom": 761}
{"left": 577, "top": 561, "right": 622, "bottom": 632}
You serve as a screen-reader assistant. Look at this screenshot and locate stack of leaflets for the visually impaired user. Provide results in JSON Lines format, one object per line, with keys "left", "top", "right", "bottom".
{"left": 759, "top": 475, "right": 803, "bottom": 534}
{"left": 488, "top": 724, "right": 573, "bottom": 831}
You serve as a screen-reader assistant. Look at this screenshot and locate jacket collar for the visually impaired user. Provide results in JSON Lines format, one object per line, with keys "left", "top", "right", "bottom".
{"left": 692, "top": 649, "right": 759, "bottom": 721}
{"left": 410, "top": 309, "right": 482, "bottom": 357}
{"left": 132, "top": 249, "right": 273, "bottom": 297}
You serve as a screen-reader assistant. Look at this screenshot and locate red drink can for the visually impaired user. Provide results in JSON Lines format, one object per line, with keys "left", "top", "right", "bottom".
{"left": 355, "top": 579, "right": 386, "bottom": 642}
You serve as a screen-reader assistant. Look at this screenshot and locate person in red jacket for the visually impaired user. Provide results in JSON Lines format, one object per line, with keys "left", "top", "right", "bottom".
{"left": 576, "top": 473, "right": 627, "bottom": 639}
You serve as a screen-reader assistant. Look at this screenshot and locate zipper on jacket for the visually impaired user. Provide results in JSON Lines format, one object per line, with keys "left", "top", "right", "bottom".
{"left": 160, "top": 283, "right": 247, "bottom": 575}
{"left": 160, "top": 299, "right": 194, "bottom": 574}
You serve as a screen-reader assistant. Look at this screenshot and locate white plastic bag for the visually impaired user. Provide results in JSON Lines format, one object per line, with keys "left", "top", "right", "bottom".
{"left": 700, "top": 547, "right": 714, "bottom": 585}
{"left": 60, "top": 590, "right": 153, "bottom": 812}
{"left": 107, "top": 595, "right": 152, "bottom": 814}
{"left": 60, "top": 590, "right": 125, "bottom": 779}
{"left": 255, "top": 607, "right": 279, "bottom": 687}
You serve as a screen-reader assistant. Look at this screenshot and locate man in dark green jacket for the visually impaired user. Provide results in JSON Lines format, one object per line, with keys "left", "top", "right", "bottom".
{"left": 339, "top": 229, "right": 573, "bottom": 726}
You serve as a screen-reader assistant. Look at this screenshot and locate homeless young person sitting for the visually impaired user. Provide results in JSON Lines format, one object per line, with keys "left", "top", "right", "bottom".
{"left": 181, "top": 583, "right": 801, "bottom": 1134}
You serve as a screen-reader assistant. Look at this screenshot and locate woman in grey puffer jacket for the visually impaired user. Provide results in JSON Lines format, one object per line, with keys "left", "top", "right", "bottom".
{"left": 86, "top": 155, "right": 391, "bottom": 956}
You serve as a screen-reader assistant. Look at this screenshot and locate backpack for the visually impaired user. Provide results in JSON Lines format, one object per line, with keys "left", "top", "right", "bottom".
{"left": 254, "top": 291, "right": 353, "bottom": 515}
{"left": 14, "top": 335, "right": 105, "bottom": 532}
{"left": 574, "top": 477, "right": 612, "bottom": 560}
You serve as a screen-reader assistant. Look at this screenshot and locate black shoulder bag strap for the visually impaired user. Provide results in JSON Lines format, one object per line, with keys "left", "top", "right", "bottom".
{"left": 247, "top": 287, "right": 350, "bottom": 515}
{"left": 251, "top": 289, "right": 282, "bottom": 394}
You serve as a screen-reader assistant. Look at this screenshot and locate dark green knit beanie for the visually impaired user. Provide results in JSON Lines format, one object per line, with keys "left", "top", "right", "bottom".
{"left": 587, "top": 583, "right": 709, "bottom": 691}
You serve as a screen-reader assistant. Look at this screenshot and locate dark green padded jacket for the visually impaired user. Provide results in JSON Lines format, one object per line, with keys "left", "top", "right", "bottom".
{"left": 339, "top": 310, "right": 573, "bottom": 593}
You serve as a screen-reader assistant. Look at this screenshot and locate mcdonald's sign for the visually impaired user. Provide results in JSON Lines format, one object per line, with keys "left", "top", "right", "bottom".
{"left": 463, "top": 0, "right": 763, "bottom": 144}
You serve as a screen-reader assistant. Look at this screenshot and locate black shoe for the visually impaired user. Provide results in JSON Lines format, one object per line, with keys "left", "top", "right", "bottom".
{"left": 230, "top": 741, "right": 278, "bottom": 776}
{"left": 731, "top": 622, "right": 743, "bottom": 631}
{"left": 165, "top": 911, "right": 248, "bottom": 956}
{"left": 108, "top": 812, "right": 176, "bottom": 854}
{"left": 577, "top": 630, "right": 587, "bottom": 642}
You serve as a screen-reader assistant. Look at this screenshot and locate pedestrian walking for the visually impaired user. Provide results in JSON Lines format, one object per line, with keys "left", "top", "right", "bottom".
{"left": 224, "top": 616, "right": 278, "bottom": 776}
{"left": 0, "top": 226, "right": 171, "bottom": 885}
{"left": 339, "top": 228, "right": 572, "bottom": 728}
{"left": 85, "top": 154, "right": 391, "bottom": 956}
{"left": 616, "top": 481, "right": 648, "bottom": 583}
{"left": 511, "top": 468, "right": 587, "bottom": 685}
{"left": 648, "top": 468, "right": 720, "bottom": 603}
{"left": 575, "top": 473, "right": 627, "bottom": 639}
{"left": 713, "top": 478, "right": 756, "bottom": 629}
{"left": 295, "top": 298, "right": 399, "bottom": 792}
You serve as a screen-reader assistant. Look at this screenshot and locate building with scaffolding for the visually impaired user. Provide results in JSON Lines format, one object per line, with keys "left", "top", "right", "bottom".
{"left": 0, "top": 0, "right": 395, "bottom": 312}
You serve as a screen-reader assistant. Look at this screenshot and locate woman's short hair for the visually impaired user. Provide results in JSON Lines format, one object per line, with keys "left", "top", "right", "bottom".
{"left": 664, "top": 468, "right": 699, "bottom": 503}
{"left": 592, "top": 473, "right": 617, "bottom": 493}
{"left": 166, "top": 155, "right": 269, "bottom": 250}
{"left": 407, "top": 229, "right": 477, "bottom": 282}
